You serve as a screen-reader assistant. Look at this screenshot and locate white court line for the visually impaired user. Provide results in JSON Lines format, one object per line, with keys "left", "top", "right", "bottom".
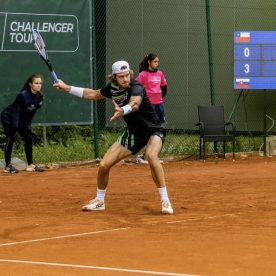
{"left": 166, "top": 213, "right": 236, "bottom": 224}
{"left": 0, "top": 227, "right": 130, "bottom": 247}
{"left": 0, "top": 214, "right": 236, "bottom": 247}
{"left": 0, "top": 259, "right": 202, "bottom": 276}
{"left": 166, "top": 218, "right": 200, "bottom": 224}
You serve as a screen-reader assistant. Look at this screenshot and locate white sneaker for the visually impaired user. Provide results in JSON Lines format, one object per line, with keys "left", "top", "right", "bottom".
{"left": 161, "top": 200, "right": 174, "bottom": 214}
{"left": 82, "top": 198, "right": 105, "bottom": 211}
{"left": 136, "top": 155, "right": 163, "bottom": 164}
{"left": 26, "top": 164, "right": 44, "bottom": 172}
{"left": 4, "top": 164, "right": 19, "bottom": 173}
{"left": 136, "top": 155, "right": 148, "bottom": 164}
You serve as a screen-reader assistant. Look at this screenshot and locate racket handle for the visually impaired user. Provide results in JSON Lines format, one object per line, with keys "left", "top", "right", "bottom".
{"left": 51, "top": 70, "right": 59, "bottom": 83}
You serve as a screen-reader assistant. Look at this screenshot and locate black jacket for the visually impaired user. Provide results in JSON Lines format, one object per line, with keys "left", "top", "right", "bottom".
{"left": 1, "top": 89, "right": 43, "bottom": 129}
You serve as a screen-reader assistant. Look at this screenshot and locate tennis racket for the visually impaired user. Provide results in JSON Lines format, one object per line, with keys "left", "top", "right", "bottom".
{"left": 32, "top": 29, "right": 59, "bottom": 83}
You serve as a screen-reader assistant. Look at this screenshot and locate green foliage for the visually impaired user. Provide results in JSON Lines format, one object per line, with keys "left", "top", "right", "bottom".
{"left": 235, "top": 135, "right": 263, "bottom": 152}
{"left": 161, "top": 134, "right": 198, "bottom": 155}
{"left": 43, "top": 125, "right": 92, "bottom": 147}
{"left": 33, "top": 140, "right": 93, "bottom": 163}
{"left": 0, "top": 125, "right": 267, "bottom": 164}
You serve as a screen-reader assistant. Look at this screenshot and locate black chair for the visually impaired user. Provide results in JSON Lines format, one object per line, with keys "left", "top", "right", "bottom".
{"left": 196, "top": 105, "right": 236, "bottom": 160}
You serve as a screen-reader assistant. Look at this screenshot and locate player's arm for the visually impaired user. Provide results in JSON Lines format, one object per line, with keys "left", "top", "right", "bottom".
{"left": 110, "top": 95, "right": 142, "bottom": 121}
{"left": 128, "top": 95, "right": 142, "bottom": 111}
{"left": 53, "top": 80, "right": 105, "bottom": 100}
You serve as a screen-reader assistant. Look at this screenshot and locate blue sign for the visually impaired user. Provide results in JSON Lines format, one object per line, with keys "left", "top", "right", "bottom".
{"left": 234, "top": 31, "right": 276, "bottom": 89}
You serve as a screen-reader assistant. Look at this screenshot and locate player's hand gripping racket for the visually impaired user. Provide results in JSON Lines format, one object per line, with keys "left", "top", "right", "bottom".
{"left": 32, "top": 29, "right": 59, "bottom": 83}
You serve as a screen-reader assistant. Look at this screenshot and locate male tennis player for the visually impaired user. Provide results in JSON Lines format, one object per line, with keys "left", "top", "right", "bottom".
{"left": 53, "top": 61, "right": 173, "bottom": 214}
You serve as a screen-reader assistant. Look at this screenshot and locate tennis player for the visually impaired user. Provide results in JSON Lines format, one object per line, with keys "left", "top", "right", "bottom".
{"left": 1, "top": 74, "right": 45, "bottom": 173}
{"left": 53, "top": 60, "right": 173, "bottom": 214}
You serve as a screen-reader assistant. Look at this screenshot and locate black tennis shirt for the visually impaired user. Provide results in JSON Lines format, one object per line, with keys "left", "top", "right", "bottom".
{"left": 100, "top": 79, "right": 164, "bottom": 134}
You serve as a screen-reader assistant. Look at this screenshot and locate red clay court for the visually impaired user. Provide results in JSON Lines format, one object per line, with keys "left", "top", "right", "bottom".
{"left": 0, "top": 155, "right": 276, "bottom": 275}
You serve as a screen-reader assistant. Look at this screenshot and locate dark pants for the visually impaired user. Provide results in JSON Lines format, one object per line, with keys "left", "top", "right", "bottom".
{"left": 152, "top": 103, "right": 165, "bottom": 125}
{"left": 1, "top": 123, "right": 33, "bottom": 166}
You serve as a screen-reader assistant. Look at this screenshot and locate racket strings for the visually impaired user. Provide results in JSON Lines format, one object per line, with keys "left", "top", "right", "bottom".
{"left": 33, "top": 30, "right": 47, "bottom": 58}
{"left": 31, "top": 29, "right": 58, "bottom": 83}
{"left": 35, "top": 38, "right": 45, "bottom": 51}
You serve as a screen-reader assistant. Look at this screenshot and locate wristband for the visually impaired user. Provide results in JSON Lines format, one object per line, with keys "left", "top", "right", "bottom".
{"left": 121, "top": 104, "right": 132, "bottom": 115}
{"left": 69, "top": 86, "right": 84, "bottom": 98}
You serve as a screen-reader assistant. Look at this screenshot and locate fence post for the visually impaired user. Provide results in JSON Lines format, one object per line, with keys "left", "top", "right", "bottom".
{"left": 90, "top": 0, "right": 100, "bottom": 159}
{"left": 205, "top": 0, "right": 215, "bottom": 106}
{"left": 43, "top": 126, "right": 47, "bottom": 145}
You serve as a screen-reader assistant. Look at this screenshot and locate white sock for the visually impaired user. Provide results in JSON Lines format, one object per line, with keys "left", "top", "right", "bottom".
{"left": 157, "top": 186, "right": 170, "bottom": 202}
{"left": 96, "top": 188, "right": 106, "bottom": 202}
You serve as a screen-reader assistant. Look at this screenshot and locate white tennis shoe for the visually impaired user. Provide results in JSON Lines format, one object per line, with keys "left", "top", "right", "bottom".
{"left": 136, "top": 155, "right": 164, "bottom": 164}
{"left": 4, "top": 164, "right": 19, "bottom": 173}
{"left": 82, "top": 198, "right": 105, "bottom": 211}
{"left": 26, "top": 164, "right": 44, "bottom": 172}
{"left": 136, "top": 155, "right": 148, "bottom": 164}
{"left": 161, "top": 200, "right": 174, "bottom": 214}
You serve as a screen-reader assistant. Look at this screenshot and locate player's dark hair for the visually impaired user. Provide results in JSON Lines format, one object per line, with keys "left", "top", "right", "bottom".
{"left": 139, "top": 53, "right": 158, "bottom": 72}
{"left": 22, "top": 74, "right": 43, "bottom": 91}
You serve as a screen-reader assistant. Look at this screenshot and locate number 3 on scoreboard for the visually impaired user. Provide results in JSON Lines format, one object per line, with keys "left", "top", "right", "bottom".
{"left": 244, "top": 64, "right": 250, "bottom": 74}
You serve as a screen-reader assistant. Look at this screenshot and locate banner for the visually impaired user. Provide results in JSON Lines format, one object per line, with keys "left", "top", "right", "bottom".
{"left": 0, "top": 0, "right": 92, "bottom": 125}
{"left": 0, "top": 12, "right": 79, "bottom": 52}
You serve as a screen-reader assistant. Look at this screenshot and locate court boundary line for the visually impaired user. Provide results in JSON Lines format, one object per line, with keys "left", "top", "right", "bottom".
{"left": 0, "top": 213, "right": 237, "bottom": 248}
{"left": 166, "top": 213, "right": 237, "bottom": 224}
{"left": 0, "top": 259, "right": 202, "bottom": 276}
{"left": 0, "top": 214, "right": 236, "bottom": 275}
{"left": 0, "top": 227, "right": 130, "bottom": 248}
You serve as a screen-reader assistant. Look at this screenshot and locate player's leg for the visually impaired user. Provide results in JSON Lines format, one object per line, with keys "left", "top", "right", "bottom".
{"left": 4, "top": 134, "right": 16, "bottom": 167}
{"left": 2, "top": 124, "right": 18, "bottom": 173}
{"left": 19, "top": 129, "right": 33, "bottom": 165}
{"left": 145, "top": 135, "right": 165, "bottom": 186}
{"left": 19, "top": 128, "right": 44, "bottom": 172}
{"left": 146, "top": 134, "right": 173, "bottom": 214}
{"left": 82, "top": 141, "right": 132, "bottom": 211}
{"left": 98, "top": 141, "right": 132, "bottom": 189}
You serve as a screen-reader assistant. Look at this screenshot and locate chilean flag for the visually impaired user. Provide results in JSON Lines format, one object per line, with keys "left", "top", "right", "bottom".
{"left": 235, "top": 78, "right": 250, "bottom": 89}
{"left": 235, "top": 32, "right": 250, "bottom": 43}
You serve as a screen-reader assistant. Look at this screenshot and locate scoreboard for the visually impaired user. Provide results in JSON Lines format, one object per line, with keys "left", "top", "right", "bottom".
{"left": 234, "top": 31, "right": 276, "bottom": 89}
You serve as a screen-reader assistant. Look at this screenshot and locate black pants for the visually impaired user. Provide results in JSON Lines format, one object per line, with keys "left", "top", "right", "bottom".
{"left": 1, "top": 123, "right": 33, "bottom": 166}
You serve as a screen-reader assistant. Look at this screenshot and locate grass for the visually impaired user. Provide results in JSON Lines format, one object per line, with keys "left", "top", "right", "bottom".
{"left": 0, "top": 126, "right": 266, "bottom": 164}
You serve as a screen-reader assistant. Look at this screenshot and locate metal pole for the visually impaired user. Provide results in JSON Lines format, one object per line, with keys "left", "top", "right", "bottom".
{"left": 263, "top": 89, "right": 267, "bottom": 156}
{"left": 43, "top": 126, "right": 47, "bottom": 145}
{"left": 90, "top": 0, "right": 99, "bottom": 159}
{"left": 205, "top": 0, "right": 217, "bottom": 154}
{"left": 205, "top": 0, "right": 215, "bottom": 105}
{"left": 227, "top": 89, "right": 244, "bottom": 123}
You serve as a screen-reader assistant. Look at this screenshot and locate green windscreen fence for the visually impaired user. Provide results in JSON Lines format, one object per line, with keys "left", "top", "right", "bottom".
{"left": 0, "top": 0, "right": 93, "bottom": 125}
{"left": 1, "top": 0, "right": 276, "bottom": 161}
